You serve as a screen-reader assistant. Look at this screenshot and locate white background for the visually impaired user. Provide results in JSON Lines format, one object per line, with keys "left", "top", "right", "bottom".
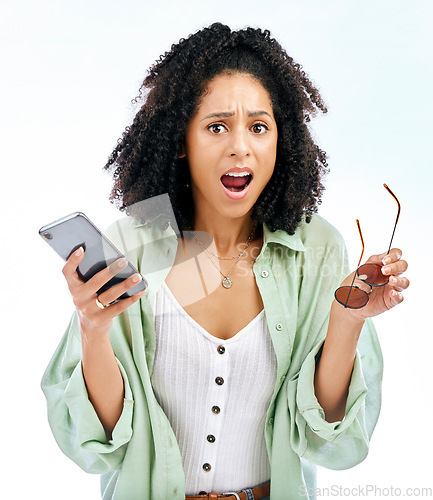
{"left": 1, "top": 0, "right": 431, "bottom": 498}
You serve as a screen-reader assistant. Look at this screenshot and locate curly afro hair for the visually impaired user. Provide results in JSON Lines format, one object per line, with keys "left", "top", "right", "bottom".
{"left": 104, "top": 22, "right": 329, "bottom": 235}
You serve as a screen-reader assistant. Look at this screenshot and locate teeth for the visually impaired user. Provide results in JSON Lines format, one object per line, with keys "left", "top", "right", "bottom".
{"left": 226, "top": 172, "right": 251, "bottom": 177}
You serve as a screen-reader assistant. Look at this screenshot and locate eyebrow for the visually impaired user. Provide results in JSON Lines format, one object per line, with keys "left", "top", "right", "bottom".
{"left": 200, "top": 110, "right": 273, "bottom": 121}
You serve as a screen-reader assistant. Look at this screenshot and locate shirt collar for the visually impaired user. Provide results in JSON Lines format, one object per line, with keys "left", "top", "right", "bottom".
{"left": 129, "top": 214, "right": 180, "bottom": 236}
{"left": 262, "top": 223, "right": 305, "bottom": 252}
{"left": 129, "top": 217, "right": 305, "bottom": 251}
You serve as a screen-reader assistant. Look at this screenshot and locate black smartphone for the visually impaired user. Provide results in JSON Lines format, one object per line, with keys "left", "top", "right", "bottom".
{"left": 39, "top": 212, "right": 148, "bottom": 299}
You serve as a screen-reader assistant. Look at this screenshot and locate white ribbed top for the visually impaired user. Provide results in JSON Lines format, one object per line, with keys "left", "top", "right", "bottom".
{"left": 151, "top": 282, "right": 277, "bottom": 495}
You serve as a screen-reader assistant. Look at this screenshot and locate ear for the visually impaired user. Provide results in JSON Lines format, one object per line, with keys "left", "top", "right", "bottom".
{"left": 178, "top": 144, "right": 186, "bottom": 159}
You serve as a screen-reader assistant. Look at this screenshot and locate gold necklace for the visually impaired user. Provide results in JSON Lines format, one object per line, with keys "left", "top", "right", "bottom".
{"left": 192, "top": 225, "right": 256, "bottom": 289}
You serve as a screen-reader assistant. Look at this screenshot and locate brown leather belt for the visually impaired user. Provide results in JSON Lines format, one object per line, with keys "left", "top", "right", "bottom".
{"left": 185, "top": 480, "right": 270, "bottom": 500}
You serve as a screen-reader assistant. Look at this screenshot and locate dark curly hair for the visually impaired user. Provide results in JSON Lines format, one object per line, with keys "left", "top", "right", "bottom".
{"left": 104, "top": 22, "right": 329, "bottom": 234}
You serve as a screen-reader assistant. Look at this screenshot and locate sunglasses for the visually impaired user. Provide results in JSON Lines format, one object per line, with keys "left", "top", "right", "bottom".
{"left": 334, "top": 184, "right": 401, "bottom": 309}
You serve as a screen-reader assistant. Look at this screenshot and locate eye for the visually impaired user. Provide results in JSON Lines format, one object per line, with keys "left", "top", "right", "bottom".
{"left": 207, "top": 123, "right": 227, "bottom": 134}
{"left": 251, "top": 122, "right": 269, "bottom": 134}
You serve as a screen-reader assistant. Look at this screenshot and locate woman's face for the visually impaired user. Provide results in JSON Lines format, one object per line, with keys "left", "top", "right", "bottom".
{"left": 184, "top": 72, "right": 278, "bottom": 223}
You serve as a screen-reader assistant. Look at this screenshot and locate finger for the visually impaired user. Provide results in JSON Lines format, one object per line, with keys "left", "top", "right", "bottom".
{"left": 365, "top": 252, "right": 391, "bottom": 266}
{"left": 62, "top": 246, "right": 86, "bottom": 287}
{"left": 96, "top": 288, "right": 146, "bottom": 320}
{"left": 389, "top": 289, "right": 404, "bottom": 307}
{"left": 81, "top": 258, "right": 130, "bottom": 298}
{"left": 96, "top": 273, "right": 144, "bottom": 305}
{"left": 388, "top": 275, "right": 410, "bottom": 291}
{"left": 381, "top": 259, "right": 408, "bottom": 277}
{"left": 381, "top": 248, "right": 403, "bottom": 265}
{"left": 369, "top": 248, "right": 402, "bottom": 266}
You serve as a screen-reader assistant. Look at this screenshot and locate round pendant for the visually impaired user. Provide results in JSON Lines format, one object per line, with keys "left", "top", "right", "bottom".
{"left": 222, "top": 277, "right": 232, "bottom": 289}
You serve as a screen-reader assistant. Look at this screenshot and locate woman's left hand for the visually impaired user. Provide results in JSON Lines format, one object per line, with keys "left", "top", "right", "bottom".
{"left": 336, "top": 247, "right": 409, "bottom": 321}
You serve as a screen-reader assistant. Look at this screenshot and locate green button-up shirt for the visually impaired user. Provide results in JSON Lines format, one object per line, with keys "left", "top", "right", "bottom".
{"left": 41, "top": 213, "right": 383, "bottom": 499}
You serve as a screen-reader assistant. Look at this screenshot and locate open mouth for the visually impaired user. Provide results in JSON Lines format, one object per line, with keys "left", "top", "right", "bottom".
{"left": 220, "top": 173, "right": 253, "bottom": 192}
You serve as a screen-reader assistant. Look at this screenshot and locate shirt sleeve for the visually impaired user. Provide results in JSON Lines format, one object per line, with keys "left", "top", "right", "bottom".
{"left": 41, "top": 312, "right": 135, "bottom": 474}
{"left": 291, "top": 318, "right": 382, "bottom": 469}
{"left": 286, "top": 226, "right": 383, "bottom": 470}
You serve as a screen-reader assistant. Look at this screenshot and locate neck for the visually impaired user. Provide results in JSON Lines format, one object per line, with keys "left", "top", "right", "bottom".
{"left": 192, "top": 212, "right": 256, "bottom": 257}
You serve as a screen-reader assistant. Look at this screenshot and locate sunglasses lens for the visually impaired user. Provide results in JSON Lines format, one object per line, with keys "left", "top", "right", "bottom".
{"left": 335, "top": 286, "right": 369, "bottom": 309}
{"left": 357, "top": 263, "right": 388, "bottom": 286}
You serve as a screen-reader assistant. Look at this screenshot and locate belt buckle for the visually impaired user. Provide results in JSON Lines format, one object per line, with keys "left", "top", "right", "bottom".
{"left": 223, "top": 492, "right": 241, "bottom": 500}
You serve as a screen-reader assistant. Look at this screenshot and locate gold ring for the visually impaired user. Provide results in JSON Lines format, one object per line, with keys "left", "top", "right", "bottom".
{"left": 95, "top": 297, "right": 108, "bottom": 309}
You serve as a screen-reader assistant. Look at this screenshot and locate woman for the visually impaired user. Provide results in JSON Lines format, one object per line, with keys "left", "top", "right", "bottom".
{"left": 42, "top": 23, "right": 409, "bottom": 499}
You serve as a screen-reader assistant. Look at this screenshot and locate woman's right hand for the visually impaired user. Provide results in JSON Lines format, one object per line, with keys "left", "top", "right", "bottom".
{"left": 62, "top": 246, "right": 146, "bottom": 338}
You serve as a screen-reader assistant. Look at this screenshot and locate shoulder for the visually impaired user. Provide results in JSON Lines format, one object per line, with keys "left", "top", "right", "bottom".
{"left": 103, "top": 216, "right": 140, "bottom": 251}
{"left": 263, "top": 214, "right": 345, "bottom": 255}
{"left": 293, "top": 215, "right": 349, "bottom": 283}
{"left": 296, "top": 213, "right": 345, "bottom": 251}
{"left": 103, "top": 215, "right": 176, "bottom": 255}
{"left": 104, "top": 215, "right": 135, "bottom": 238}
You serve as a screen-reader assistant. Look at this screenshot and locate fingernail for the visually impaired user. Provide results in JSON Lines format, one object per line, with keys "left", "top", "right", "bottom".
{"left": 75, "top": 247, "right": 84, "bottom": 256}
{"left": 382, "top": 266, "right": 391, "bottom": 275}
{"left": 389, "top": 276, "right": 397, "bottom": 285}
{"left": 382, "top": 257, "right": 391, "bottom": 265}
{"left": 117, "top": 258, "right": 128, "bottom": 269}
{"left": 131, "top": 273, "right": 142, "bottom": 282}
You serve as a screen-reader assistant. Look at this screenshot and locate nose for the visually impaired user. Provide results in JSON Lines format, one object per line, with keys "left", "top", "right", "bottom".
{"left": 228, "top": 128, "right": 251, "bottom": 157}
